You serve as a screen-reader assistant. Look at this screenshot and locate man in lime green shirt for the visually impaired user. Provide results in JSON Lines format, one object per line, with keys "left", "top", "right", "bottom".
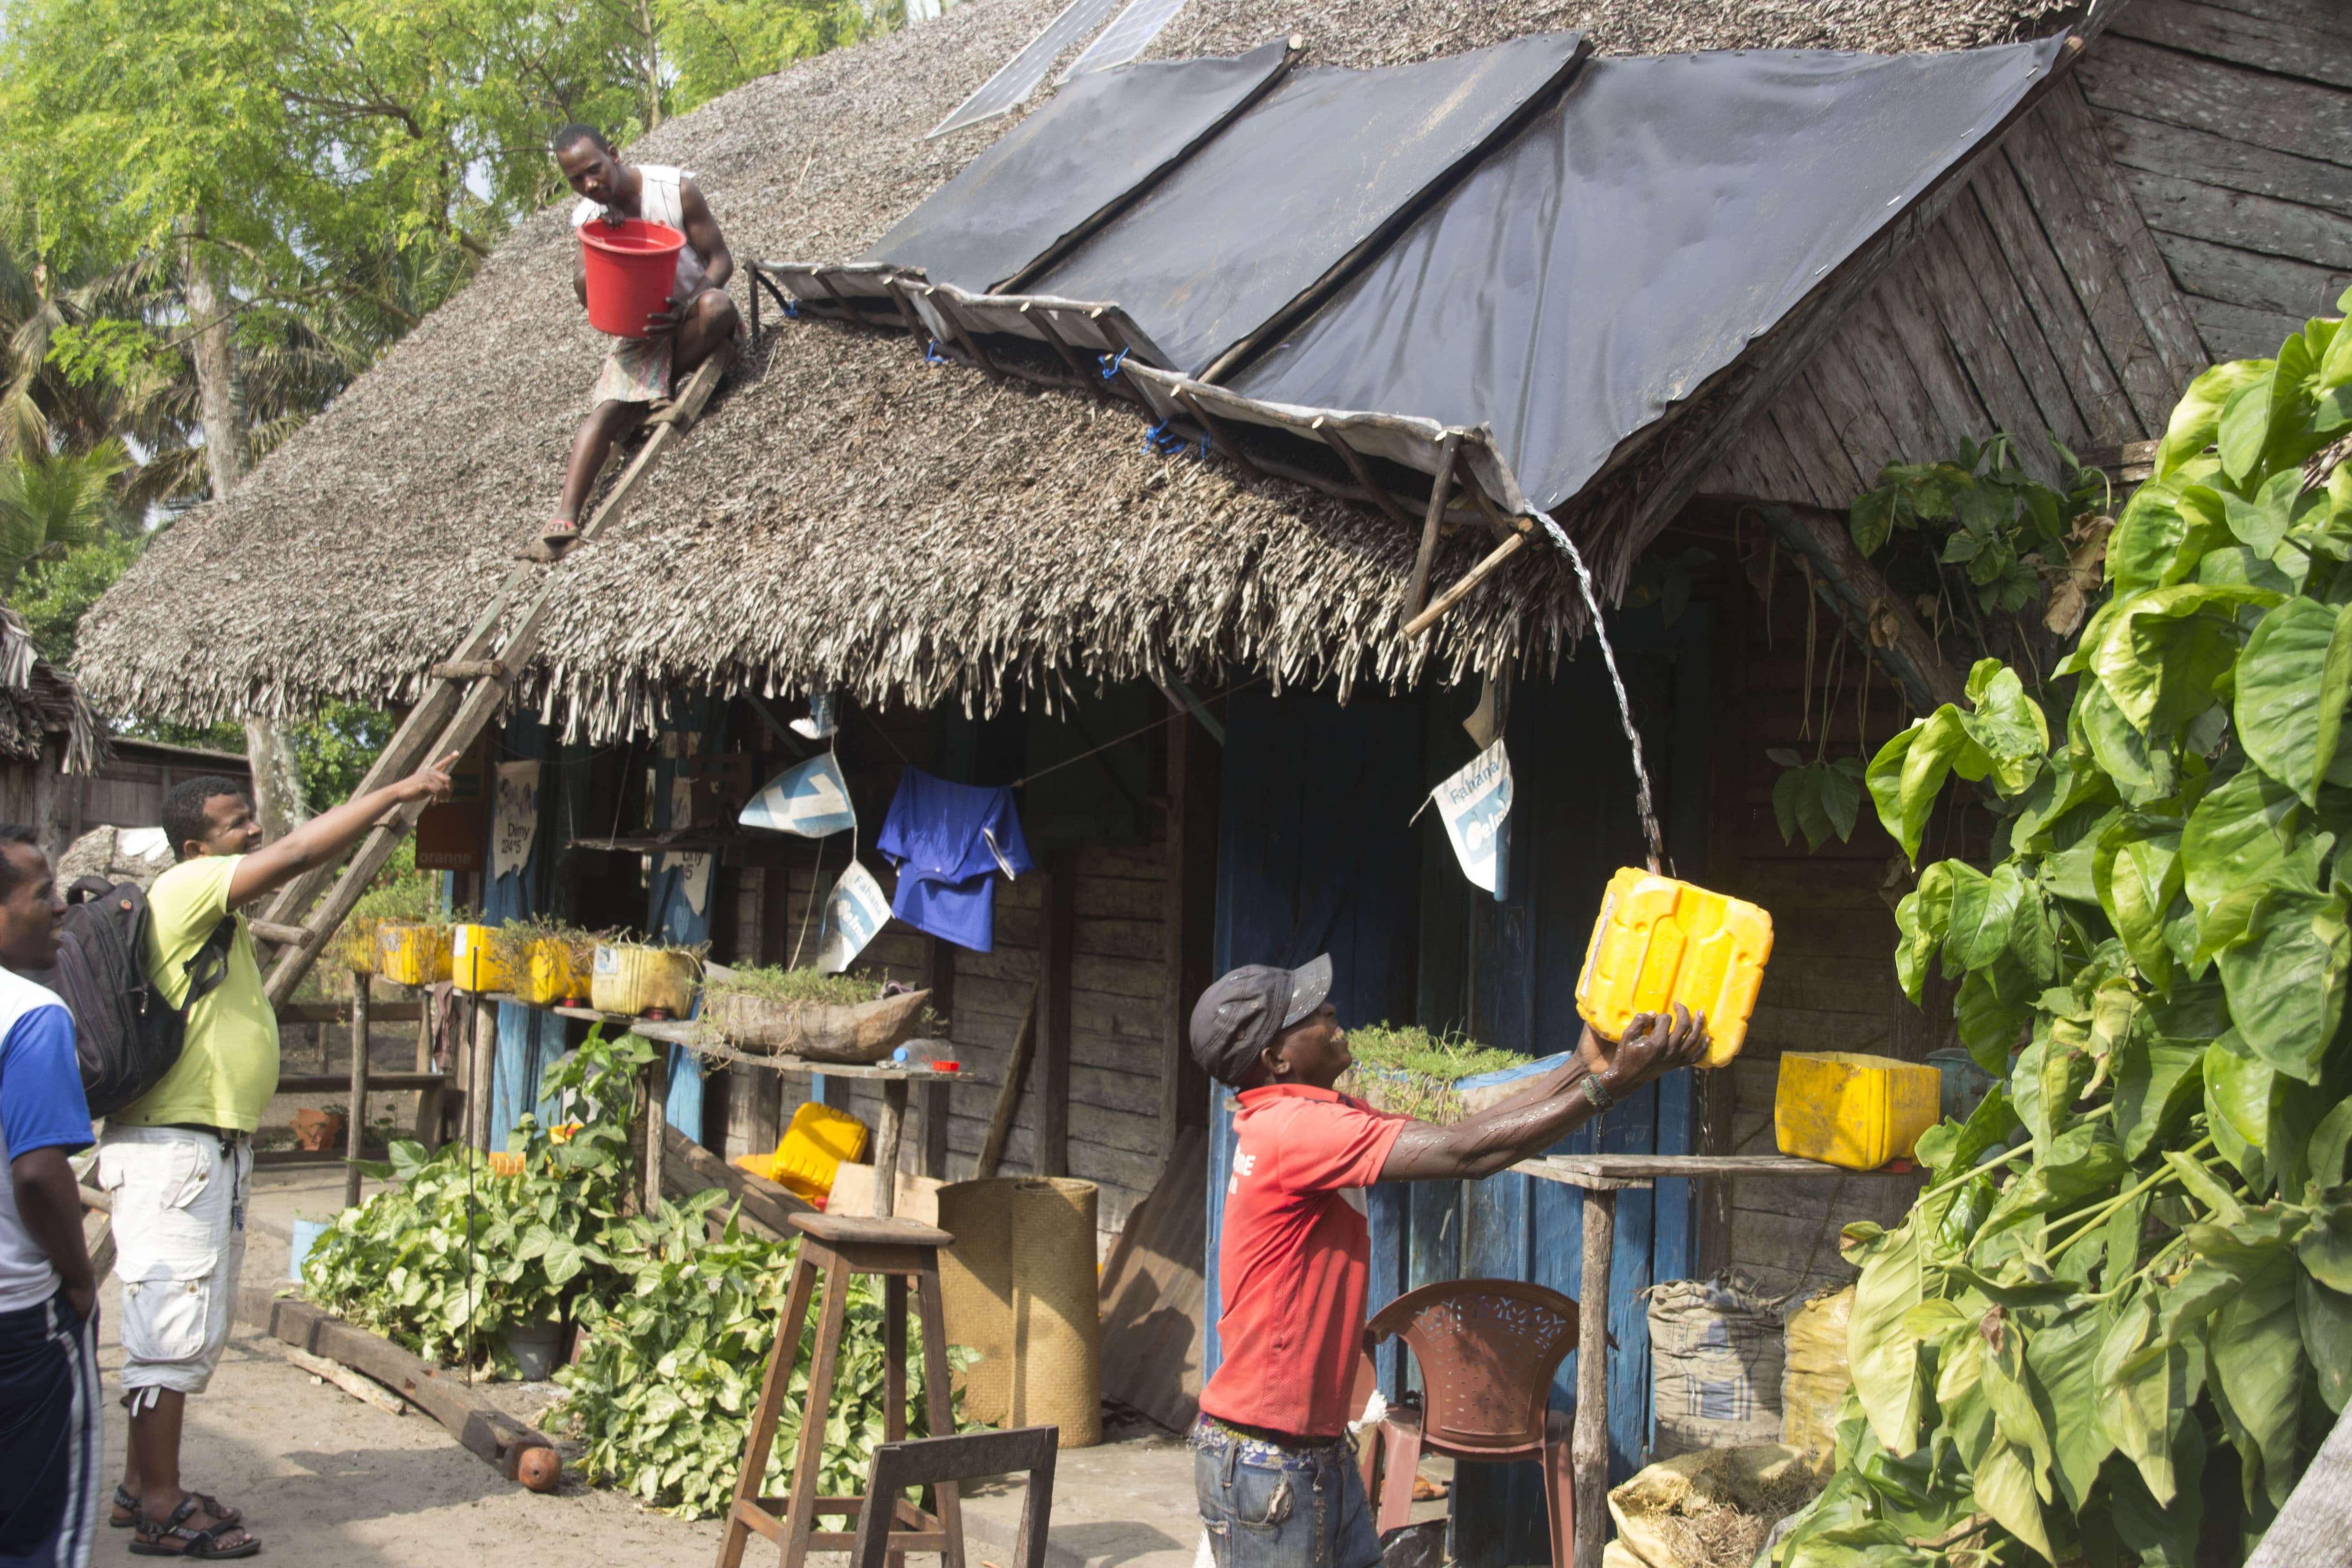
{"left": 99, "top": 753, "right": 454, "bottom": 1556}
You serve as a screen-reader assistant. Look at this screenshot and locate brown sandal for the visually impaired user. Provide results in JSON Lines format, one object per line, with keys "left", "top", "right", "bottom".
{"left": 130, "top": 1495, "right": 259, "bottom": 1558}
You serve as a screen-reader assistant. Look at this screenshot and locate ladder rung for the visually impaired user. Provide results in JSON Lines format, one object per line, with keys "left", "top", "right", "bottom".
{"left": 249, "top": 919, "right": 309, "bottom": 946}
{"left": 429, "top": 658, "right": 507, "bottom": 682}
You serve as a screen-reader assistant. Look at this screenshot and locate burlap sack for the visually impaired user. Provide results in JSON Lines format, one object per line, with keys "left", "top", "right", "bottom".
{"left": 1779, "top": 1286, "right": 1854, "bottom": 1470}
{"left": 935, "top": 1177, "right": 1103, "bottom": 1446}
{"left": 1010, "top": 1178, "right": 1102, "bottom": 1446}
{"left": 936, "top": 1180, "right": 1018, "bottom": 1426}
{"left": 1646, "top": 1274, "right": 1784, "bottom": 1459}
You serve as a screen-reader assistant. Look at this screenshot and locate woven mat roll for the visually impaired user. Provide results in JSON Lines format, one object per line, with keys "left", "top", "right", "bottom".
{"left": 1010, "top": 1178, "right": 1102, "bottom": 1447}
{"left": 936, "top": 1180, "right": 1016, "bottom": 1426}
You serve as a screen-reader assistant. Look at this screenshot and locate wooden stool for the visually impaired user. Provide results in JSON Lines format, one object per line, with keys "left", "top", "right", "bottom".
{"left": 718, "top": 1213, "right": 964, "bottom": 1568}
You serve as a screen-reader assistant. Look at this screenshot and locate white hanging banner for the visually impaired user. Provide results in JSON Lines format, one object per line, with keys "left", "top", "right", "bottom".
{"left": 792, "top": 691, "right": 840, "bottom": 741}
{"left": 492, "top": 761, "right": 541, "bottom": 882}
{"left": 1432, "top": 740, "right": 1513, "bottom": 895}
{"left": 739, "top": 752, "right": 857, "bottom": 838}
{"left": 665, "top": 851, "right": 713, "bottom": 917}
{"left": 816, "top": 861, "right": 893, "bottom": 975}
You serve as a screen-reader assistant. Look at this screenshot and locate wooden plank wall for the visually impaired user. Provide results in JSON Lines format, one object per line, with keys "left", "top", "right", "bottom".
{"left": 1703, "top": 80, "right": 2206, "bottom": 506}
{"left": 2080, "top": 0, "right": 2352, "bottom": 362}
{"left": 702, "top": 701, "right": 1176, "bottom": 1252}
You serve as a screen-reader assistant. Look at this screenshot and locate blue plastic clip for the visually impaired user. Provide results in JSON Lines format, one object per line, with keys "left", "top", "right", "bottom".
{"left": 925, "top": 339, "right": 949, "bottom": 366}
{"left": 784, "top": 297, "right": 800, "bottom": 319}
{"left": 1142, "top": 421, "right": 1193, "bottom": 457}
{"left": 1099, "top": 346, "right": 1130, "bottom": 381}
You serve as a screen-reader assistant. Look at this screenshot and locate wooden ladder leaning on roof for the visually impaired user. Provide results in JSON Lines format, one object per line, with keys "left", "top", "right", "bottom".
{"left": 242, "top": 355, "right": 728, "bottom": 1009}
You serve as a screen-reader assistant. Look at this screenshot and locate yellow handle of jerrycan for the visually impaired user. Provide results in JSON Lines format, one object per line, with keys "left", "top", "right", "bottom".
{"left": 1574, "top": 867, "right": 1773, "bottom": 1067}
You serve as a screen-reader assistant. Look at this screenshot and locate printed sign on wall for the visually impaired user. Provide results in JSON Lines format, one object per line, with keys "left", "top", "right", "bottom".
{"left": 816, "top": 862, "right": 893, "bottom": 974}
{"left": 491, "top": 761, "right": 540, "bottom": 882}
{"left": 738, "top": 752, "right": 857, "bottom": 838}
{"left": 1432, "top": 740, "right": 1513, "bottom": 896}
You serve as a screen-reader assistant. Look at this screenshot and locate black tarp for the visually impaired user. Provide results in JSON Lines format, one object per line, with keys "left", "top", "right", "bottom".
{"left": 1221, "top": 40, "right": 2065, "bottom": 514}
{"left": 1029, "top": 33, "right": 1587, "bottom": 377}
{"left": 863, "top": 39, "right": 1291, "bottom": 295}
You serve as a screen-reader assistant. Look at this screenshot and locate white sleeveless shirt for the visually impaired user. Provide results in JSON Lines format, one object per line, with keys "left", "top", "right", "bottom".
{"left": 573, "top": 164, "right": 708, "bottom": 299}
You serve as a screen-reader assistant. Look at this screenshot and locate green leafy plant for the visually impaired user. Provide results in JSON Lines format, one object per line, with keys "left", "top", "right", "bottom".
{"left": 706, "top": 964, "right": 893, "bottom": 1006}
{"left": 1337, "top": 1023, "right": 1526, "bottom": 1122}
{"left": 1849, "top": 434, "right": 2109, "bottom": 625}
{"left": 553, "top": 1195, "right": 971, "bottom": 1518}
{"left": 300, "top": 1028, "right": 650, "bottom": 1366}
{"left": 1771, "top": 749, "right": 1868, "bottom": 851}
{"left": 1774, "top": 295, "right": 2352, "bottom": 1566}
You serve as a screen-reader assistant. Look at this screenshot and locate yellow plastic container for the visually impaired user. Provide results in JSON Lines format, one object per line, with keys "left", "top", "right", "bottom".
{"left": 1774, "top": 1052, "right": 1942, "bottom": 1171}
{"left": 517, "top": 939, "right": 583, "bottom": 1007}
{"left": 375, "top": 922, "right": 453, "bottom": 988}
{"left": 1575, "top": 868, "right": 1774, "bottom": 1065}
{"left": 589, "top": 943, "right": 698, "bottom": 1018}
{"left": 450, "top": 924, "right": 512, "bottom": 994}
{"left": 732, "top": 1101, "right": 870, "bottom": 1205}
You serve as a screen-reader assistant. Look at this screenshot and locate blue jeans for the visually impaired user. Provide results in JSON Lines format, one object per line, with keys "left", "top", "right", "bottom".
{"left": 1193, "top": 1418, "right": 1382, "bottom": 1568}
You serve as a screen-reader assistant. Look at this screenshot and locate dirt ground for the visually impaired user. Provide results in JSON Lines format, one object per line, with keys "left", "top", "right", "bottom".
{"left": 76, "top": 1164, "right": 1204, "bottom": 1568}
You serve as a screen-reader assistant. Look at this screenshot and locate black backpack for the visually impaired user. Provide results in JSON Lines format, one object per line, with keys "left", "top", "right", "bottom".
{"left": 33, "top": 877, "right": 235, "bottom": 1117}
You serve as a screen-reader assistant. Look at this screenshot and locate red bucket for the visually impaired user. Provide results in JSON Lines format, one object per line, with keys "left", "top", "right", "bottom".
{"left": 579, "top": 218, "right": 686, "bottom": 338}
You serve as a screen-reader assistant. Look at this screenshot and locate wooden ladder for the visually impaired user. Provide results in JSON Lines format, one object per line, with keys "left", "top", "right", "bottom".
{"left": 250, "top": 356, "right": 727, "bottom": 1009}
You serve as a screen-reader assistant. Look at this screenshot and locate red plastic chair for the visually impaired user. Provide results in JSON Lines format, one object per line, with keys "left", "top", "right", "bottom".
{"left": 1357, "top": 1279, "right": 1580, "bottom": 1568}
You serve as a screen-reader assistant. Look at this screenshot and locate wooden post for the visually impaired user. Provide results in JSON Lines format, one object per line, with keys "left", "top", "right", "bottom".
{"left": 637, "top": 1050, "right": 671, "bottom": 1218}
{"left": 1400, "top": 432, "right": 1460, "bottom": 625}
{"left": 920, "top": 937, "right": 955, "bottom": 1180}
{"left": 1036, "top": 856, "right": 1073, "bottom": 1179}
{"left": 343, "top": 975, "right": 372, "bottom": 1209}
{"left": 871, "top": 1080, "right": 908, "bottom": 1218}
{"left": 1161, "top": 697, "right": 1217, "bottom": 1149}
{"left": 466, "top": 995, "right": 497, "bottom": 1153}
{"left": 975, "top": 984, "right": 1040, "bottom": 1181}
{"left": 1574, "top": 1188, "right": 1617, "bottom": 1568}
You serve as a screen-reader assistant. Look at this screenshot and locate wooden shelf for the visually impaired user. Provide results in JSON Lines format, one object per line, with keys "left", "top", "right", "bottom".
{"left": 478, "top": 995, "right": 961, "bottom": 1082}
{"left": 1517, "top": 1152, "right": 1915, "bottom": 1190}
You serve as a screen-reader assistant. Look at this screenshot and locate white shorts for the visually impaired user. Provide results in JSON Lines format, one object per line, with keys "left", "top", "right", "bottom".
{"left": 97, "top": 1127, "right": 250, "bottom": 1401}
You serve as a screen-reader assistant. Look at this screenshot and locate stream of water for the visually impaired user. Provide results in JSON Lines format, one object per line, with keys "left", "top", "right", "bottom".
{"left": 1534, "top": 512, "right": 1666, "bottom": 874}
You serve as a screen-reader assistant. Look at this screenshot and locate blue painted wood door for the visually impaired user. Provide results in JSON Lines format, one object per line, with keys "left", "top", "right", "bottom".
{"left": 1202, "top": 687, "right": 1424, "bottom": 1375}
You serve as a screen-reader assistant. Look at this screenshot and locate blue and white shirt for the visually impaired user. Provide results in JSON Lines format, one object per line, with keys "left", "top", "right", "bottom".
{"left": 0, "top": 967, "right": 91, "bottom": 1312}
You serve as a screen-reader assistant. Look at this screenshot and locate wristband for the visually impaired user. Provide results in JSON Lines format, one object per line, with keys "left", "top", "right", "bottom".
{"left": 1580, "top": 1072, "right": 1617, "bottom": 1112}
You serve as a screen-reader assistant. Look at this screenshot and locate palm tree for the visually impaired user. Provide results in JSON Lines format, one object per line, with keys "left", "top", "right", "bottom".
{"left": 0, "top": 441, "right": 128, "bottom": 594}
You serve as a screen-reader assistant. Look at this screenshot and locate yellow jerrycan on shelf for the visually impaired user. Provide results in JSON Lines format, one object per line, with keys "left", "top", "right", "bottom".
{"left": 1574, "top": 867, "right": 1774, "bottom": 1067}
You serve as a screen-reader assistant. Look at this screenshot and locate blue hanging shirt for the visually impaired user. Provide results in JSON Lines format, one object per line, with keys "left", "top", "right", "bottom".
{"left": 878, "top": 768, "right": 1035, "bottom": 953}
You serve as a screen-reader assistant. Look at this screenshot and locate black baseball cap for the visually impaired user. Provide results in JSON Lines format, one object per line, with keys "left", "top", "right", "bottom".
{"left": 1187, "top": 955, "right": 1334, "bottom": 1086}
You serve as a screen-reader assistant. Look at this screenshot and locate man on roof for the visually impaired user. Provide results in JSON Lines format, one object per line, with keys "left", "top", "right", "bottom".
{"left": 543, "top": 122, "right": 739, "bottom": 554}
{"left": 1188, "top": 956, "right": 1709, "bottom": 1568}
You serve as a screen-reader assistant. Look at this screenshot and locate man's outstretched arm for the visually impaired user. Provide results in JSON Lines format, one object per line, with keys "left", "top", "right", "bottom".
{"left": 226, "top": 753, "right": 459, "bottom": 909}
{"left": 1377, "top": 1006, "right": 1710, "bottom": 1183}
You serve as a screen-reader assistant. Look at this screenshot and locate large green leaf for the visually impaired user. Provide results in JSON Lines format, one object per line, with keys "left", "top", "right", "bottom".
{"left": 2210, "top": 1250, "right": 2306, "bottom": 1509}
{"left": 2097, "top": 1295, "right": 2186, "bottom": 1505}
{"left": 2113, "top": 1034, "right": 2206, "bottom": 1161}
{"left": 2092, "top": 583, "right": 2280, "bottom": 740}
{"left": 2104, "top": 1428, "right": 2206, "bottom": 1568}
{"left": 2181, "top": 766, "right": 2303, "bottom": 961}
{"left": 2155, "top": 358, "right": 2270, "bottom": 482}
{"left": 2298, "top": 1271, "right": 2352, "bottom": 1414}
{"left": 2234, "top": 597, "right": 2352, "bottom": 805}
{"left": 1945, "top": 861, "right": 2025, "bottom": 972}
{"left": 2074, "top": 676, "right": 2176, "bottom": 805}
{"left": 2215, "top": 874, "right": 2351, "bottom": 1083}
{"left": 2107, "top": 481, "right": 2228, "bottom": 595}
{"left": 1893, "top": 863, "right": 1956, "bottom": 1003}
{"left": 1973, "top": 1439, "right": 2056, "bottom": 1563}
{"left": 1847, "top": 1223, "right": 1927, "bottom": 1454}
{"left": 2024, "top": 1304, "right": 2110, "bottom": 1512}
{"left": 2093, "top": 822, "right": 2182, "bottom": 984}
{"left": 2203, "top": 1029, "right": 2277, "bottom": 1155}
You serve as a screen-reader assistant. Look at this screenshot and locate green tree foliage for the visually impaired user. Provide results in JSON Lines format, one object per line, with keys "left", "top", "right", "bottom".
{"left": 0, "top": 443, "right": 132, "bottom": 594}
{"left": 1773, "top": 296, "right": 2352, "bottom": 1564}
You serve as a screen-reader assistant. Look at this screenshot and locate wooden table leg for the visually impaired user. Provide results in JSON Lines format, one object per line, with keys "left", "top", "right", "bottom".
{"left": 915, "top": 1270, "right": 966, "bottom": 1568}
{"left": 466, "top": 994, "right": 497, "bottom": 1152}
{"left": 871, "top": 1080, "right": 907, "bottom": 1218}
{"left": 717, "top": 1254, "right": 818, "bottom": 1568}
{"left": 1574, "top": 1187, "right": 1616, "bottom": 1568}
{"left": 343, "top": 975, "right": 371, "bottom": 1209}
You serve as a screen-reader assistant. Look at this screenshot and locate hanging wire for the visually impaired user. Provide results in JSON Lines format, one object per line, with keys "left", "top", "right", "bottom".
{"left": 1007, "top": 674, "right": 1267, "bottom": 790}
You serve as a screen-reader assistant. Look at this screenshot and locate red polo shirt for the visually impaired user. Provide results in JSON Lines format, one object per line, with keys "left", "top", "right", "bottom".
{"left": 1199, "top": 1084, "right": 1409, "bottom": 1439}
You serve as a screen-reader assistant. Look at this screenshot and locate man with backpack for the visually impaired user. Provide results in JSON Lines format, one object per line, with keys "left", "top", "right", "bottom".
{"left": 99, "top": 755, "right": 456, "bottom": 1559}
{"left": 0, "top": 825, "right": 103, "bottom": 1566}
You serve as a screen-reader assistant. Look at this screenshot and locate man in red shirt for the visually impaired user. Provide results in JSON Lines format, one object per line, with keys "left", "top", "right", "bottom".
{"left": 1188, "top": 955, "right": 1709, "bottom": 1568}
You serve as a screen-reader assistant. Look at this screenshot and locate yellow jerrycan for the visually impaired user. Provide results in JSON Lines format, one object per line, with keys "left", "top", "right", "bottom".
{"left": 1574, "top": 867, "right": 1773, "bottom": 1067}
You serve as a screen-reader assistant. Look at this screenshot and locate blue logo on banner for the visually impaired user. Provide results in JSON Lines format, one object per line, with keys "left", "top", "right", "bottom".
{"left": 739, "top": 753, "right": 857, "bottom": 838}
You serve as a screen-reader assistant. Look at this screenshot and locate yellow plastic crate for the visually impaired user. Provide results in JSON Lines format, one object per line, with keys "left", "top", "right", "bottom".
{"left": 1774, "top": 1052, "right": 1942, "bottom": 1171}
{"left": 753, "top": 1101, "right": 870, "bottom": 1205}
{"left": 375, "top": 922, "right": 453, "bottom": 988}
{"left": 450, "top": 924, "right": 511, "bottom": 994}
{"left": 589, "top": 943, "right": 698, "bottom": 1018}
{"left": 517, "top": 939, "right": 583, "bottom": 1007}
{"left": 1575, "top": 868, "right": 1774, "bottom": 1066}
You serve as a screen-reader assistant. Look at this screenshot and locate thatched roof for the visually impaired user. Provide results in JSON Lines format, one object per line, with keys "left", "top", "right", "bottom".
{"left": 0, "top": 609, "right": 104, "bottom": 770}
{"left": 78, "top": 0, "right": 2072, "bottom": 739}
